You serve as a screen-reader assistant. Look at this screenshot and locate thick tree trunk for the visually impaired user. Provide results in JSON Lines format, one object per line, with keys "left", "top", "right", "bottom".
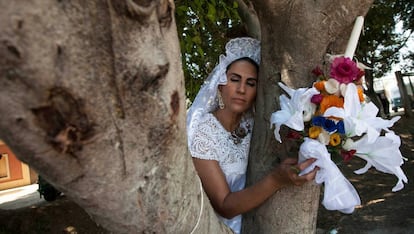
{"left": 0, "top": 1, "right": 228, "bottom": 233}
{"left": 244, "top": 1, "right": 374, "bottom": 233}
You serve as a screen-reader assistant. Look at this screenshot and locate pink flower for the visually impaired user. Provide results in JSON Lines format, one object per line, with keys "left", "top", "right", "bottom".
{"left": 287, "top": 130, "right": 303, "bottom": 140}
{"left": 341, "top": 149, "right": 356, "bottom": 162}
{"left": 312, "top": 66, "right": 324, "bottom": 77}
{"left": 311, "top": 94, "right": 323, "bottom": 104}
{"left": 330, "top": 57, "right": 360, "bottom": 84}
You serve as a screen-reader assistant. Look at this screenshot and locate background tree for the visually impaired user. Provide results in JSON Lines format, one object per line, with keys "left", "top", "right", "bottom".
{"left": 358, "top": 0, "right": 413, "bottom": 78}
{"left": 175, "top": 0, "right": 260, "bottom": 103}
{"left": 356, "top": 0, "right": 414, "bottom": 116}
{"left": 175, "top": 0, "right": 242, "bottom": 102}
{"left": 0, "top": 0, "right": 374, "bottom": 233}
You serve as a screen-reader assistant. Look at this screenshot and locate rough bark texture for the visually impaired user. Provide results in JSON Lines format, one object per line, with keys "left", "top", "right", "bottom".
{"left": 0, "top": 1, "right": 228, "bottom": 233}
{"left": 0, "top": 0, "right": 378, "bottom": 233}
{"left": 243, "top": 1, "right": 374, "bottom": 233}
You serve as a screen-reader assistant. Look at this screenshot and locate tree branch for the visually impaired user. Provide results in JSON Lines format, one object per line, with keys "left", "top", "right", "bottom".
{"left": 235, "top": 0, "right": 261, "bottom": 39}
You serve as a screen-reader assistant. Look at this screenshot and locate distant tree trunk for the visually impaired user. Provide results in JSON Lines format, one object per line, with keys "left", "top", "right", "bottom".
{"left": 0, "top": 1, "right": 226, "bottom": 233}
{"left": 395, "top": 71, "right": 412, "bottom": 117}
{"left": 364, "top": 69, "right": 386, "bottom": 117}
{"left": 243, "top": 1, "right": 374, "bottom": 233}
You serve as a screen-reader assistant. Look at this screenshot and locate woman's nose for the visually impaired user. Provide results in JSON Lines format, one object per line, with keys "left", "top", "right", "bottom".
{"left": 237, "top": 83, "right": 246, "bottom": 93}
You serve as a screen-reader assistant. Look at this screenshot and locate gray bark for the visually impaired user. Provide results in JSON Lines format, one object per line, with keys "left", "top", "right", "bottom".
{"left": 0, "top": 0, "right": 377, "bottom": 233}
{"left": 0, "top": 1, "right": 227, "bottom": 233}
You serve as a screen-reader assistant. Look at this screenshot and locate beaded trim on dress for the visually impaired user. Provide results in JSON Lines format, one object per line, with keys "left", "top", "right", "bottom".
{"left": 230, "top": 121, "right": 251, "bottom": 144}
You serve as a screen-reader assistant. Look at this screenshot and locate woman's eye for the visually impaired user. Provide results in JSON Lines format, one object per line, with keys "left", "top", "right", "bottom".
{"left": 230, "top": 76, "right": 240, "bottom": 82}
{"left": 247, "top": 81, "right": 257, "bottom": 87}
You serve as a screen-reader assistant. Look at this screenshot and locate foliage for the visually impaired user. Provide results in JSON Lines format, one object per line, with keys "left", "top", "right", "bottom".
{"left": 358, "top": 0, "right": 414, "bottom": 78}
{"left": 175, "top": 0, "right": 243, "bottom": 102}
{"left": 175, "top": 0, "right": 413, "bottom": 100}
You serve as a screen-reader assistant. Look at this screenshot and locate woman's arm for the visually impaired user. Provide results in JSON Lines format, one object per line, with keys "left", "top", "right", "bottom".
{"left": 192, "top": 157, "right": 317, "bottom": 219}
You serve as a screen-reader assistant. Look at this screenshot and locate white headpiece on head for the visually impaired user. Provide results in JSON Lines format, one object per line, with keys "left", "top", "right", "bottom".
{"left": 186, "top": 37, "right": 261, "bottom": 146}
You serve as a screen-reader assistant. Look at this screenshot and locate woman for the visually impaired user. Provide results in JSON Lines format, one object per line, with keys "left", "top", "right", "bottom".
{"left": 187, "top": 37, "right": 317, "bottom": 234}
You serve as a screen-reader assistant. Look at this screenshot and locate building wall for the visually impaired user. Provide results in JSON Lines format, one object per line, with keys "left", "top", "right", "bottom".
{"left": 0, "top": 140, "right": 33, "bottom": 190}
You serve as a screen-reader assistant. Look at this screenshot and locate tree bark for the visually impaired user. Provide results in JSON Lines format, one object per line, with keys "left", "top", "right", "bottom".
{"left": 395, "top": 71, "right": 412, "bottom": 117}
{"left": 364, "top": 69, "right": 386, "bottom": 117}
{"left": 0, "top": 0, "right": 377, "bottom": 233}
{"left": 235, "top": 0, "right": 261, "bottom": 40}
{"left": 0, "top": 1, "right": 228, "bottom": 233}
{"left": 244, "top": 1, "right": 374, "bottom": 233}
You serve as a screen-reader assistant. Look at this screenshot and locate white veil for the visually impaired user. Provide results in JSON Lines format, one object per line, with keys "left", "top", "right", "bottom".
{"left": 186, "top": 37, "right": 261, "bottom": 147}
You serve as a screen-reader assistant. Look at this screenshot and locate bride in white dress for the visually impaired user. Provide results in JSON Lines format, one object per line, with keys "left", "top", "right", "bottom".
{"left": 187, "top": 37, "right": 318, "bottom": 234}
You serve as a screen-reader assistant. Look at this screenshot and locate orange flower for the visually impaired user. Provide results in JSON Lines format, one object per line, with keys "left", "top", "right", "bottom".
{"left": 309, "top": 126, "right": 322, "bottom": 139}
{"left": 357, "top": 86, "right": 365, "bottom": 102}
{"left": 314, "top": 81, "right": 325, "bottom": 92}
{"left": 329, "top": 133, "right": 341, "bottom": 146}
{"left": 319, "top": 95, "right": 344, "bottom": 114}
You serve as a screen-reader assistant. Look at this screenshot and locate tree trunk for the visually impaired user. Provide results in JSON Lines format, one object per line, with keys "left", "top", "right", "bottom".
{"left": 395, "top": 71, "right": 412, "bottom": 117}
{"left": 243, "top": 1, "right": 374, "bottom": 233}
{"left": 0, "top": 0, "right": 378, "bottom": 233}
{"left": 0, "top": 1, "right": 227, "bottom": 233}
{"left": 364, "top": 69, "right": 386, "bottom": 117}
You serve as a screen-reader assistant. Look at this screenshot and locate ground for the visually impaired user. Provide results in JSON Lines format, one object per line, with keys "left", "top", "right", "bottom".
{"left": 0, "top": 115, "right": 413, "bottom": 234}
{"left": 316, "top": 114, "right": 414, "bottom": 234}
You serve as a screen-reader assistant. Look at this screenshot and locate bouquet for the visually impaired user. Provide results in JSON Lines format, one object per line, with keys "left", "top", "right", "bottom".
{"left": 270, "top": 17, "right": 408, "bottom": 214}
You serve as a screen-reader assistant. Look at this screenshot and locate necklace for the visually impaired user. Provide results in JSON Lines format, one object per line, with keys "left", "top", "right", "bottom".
{"left": 230, "top": 122, "right": 251, "bottom": 144}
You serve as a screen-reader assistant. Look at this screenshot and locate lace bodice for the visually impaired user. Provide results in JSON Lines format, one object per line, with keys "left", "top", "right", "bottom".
{"left": 189, "top": 113, "right": 253, "bottom": 234}
{"left": 189, "top": 113, "right": 252, "bottom": 178}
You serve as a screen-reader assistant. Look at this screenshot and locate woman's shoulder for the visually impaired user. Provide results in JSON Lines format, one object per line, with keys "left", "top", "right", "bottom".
{"left": 196, "top": 112, "right": 221, "bottom": 129}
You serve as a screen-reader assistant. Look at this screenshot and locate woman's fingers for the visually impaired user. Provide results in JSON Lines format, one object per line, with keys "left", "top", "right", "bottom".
{"left": 278, "top": 157, "right": 318, "bottom": 186}
{"left": 298, "top": 158, "right": 316, "bottom": 171}
{"left": 291, "top": 158, "right": 318, "bottom": 185}
{"left": 281, "top": 157, "right": 298, "bottom": 166}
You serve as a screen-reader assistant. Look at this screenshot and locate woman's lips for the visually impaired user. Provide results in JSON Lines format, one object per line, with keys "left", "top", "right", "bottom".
{"left": 232, "top": 98, "right": 246, "bottom": 103}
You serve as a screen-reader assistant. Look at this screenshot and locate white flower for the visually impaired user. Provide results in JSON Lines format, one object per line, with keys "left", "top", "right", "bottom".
{"left": 299, "top": 138, "right": 361, "bottom": 213}
{"left": 317, "top": 128, "right": 330, "bottom": 145}
{"left": 303, "top": 103, "right": 317, "bottom": 122}
{"left": 323, "top": 83, "right": 400, "bottom": 143}
{"left": 339, "top": 83, "right": 347, "bottom": 96}
{"left": 324, "top": 79, "right": 340, "bottom": 95}
{"left": 270, "top": 82, "right": 319, "bottom": 142}
{"left": 348, "top": 133, "right": 408, "bottom": 192}
{"left": 342, "top": 138, "right": 355, "bottom": 150}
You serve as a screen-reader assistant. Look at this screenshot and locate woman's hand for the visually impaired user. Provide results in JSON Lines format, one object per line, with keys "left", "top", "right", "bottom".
{"left": 271, "top": 157, "right": 318, "bottom": 188}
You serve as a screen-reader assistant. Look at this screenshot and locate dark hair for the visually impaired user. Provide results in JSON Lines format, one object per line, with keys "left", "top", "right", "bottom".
{"left": 226, "top": 57, "right": 259, "bottom": 73}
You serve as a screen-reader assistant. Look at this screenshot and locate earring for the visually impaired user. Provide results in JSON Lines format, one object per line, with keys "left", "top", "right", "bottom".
{"left": 217, "top": 90, "right": 225, "bottom": 109}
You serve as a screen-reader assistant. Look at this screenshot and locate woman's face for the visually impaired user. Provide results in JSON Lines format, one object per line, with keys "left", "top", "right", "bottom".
{"left": 219, "top": 59, "right": 258, "bottom": 114}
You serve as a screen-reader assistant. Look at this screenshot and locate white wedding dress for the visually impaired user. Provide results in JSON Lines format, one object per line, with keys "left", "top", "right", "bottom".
{"left": 189, "top": 113, "right": 252, "bottom": 234}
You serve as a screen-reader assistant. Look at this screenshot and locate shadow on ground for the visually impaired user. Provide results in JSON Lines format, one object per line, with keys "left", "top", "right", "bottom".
{"left": 317, "top": 115, "right": 414, "bottom": 234}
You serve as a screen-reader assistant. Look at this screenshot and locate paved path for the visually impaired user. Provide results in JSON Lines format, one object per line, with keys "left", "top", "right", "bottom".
{"left": 0, "top": 184, "right": 46, "bottom": 209}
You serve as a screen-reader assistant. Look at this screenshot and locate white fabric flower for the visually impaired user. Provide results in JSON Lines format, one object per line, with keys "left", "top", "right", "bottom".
{"left": 270, "top": 82, "right": 319, "bottom": 142}
{"left": 317, "top": 128, "right": 330, "bottom": 145}
{"left": 299, "top": 138, "right": 361, "bottom": 213}
{"left": 303, "top": 103, "right": 317, "bottom": 122}
{"left": 323, "top": 83, "right": 400, "bottom": 143}
{"left": 324, "top": 78, "right": 340, "bottom": 95}
{"left": 347, "top": 133, "right": 408, "bottom": 192}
